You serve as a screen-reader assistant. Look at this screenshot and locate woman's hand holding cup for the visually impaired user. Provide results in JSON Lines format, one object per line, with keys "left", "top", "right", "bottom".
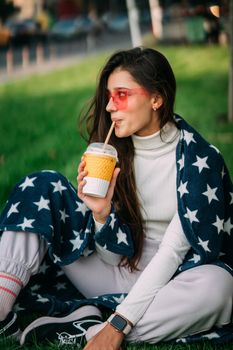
{"left": 77, "top": 157, "right": 120, "bottom": 224}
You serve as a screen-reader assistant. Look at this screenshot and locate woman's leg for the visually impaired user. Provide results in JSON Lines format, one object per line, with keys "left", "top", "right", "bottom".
{"left": 127, "top": 265, "right": 233, "bottom": 343}
{"left": 62, "top": 236, "right": 157, "bottom": 298}
{"left": 62, "top": 252, "right": 140, "bottom": 298}
{"left": 0, "top": 230, "right": 47, "bottom": 321}
{"left": 0, "top": 170, "right": 87, "bottom": 322}
{"left": 19, "top": 248, "right": 145, "bottom": 346}
{"left": 86, "top": 265, "right": 233, "bottom": 343}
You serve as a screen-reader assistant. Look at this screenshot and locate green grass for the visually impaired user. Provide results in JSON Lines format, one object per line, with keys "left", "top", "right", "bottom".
{"left": 1, "top": 339, "right": 231, "bottom": 350}
{"left": 0, "top": 45, "right": 232, "bottom": 349}
{"left": 0, "top": 45, "right": 232, "bottom": 210}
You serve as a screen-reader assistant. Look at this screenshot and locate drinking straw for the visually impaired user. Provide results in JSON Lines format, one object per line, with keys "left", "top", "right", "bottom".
{"left": 104, "top": 121, "right": 115, "bottom": 145}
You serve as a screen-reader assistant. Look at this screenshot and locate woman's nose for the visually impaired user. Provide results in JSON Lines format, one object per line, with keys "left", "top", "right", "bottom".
{"left": 106, "top": 97, "right": 118, "bottom": 112}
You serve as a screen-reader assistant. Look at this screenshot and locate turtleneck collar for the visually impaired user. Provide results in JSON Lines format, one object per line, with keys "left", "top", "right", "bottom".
{"left": 131, "top": 122, "right": 180, "bottom": 151}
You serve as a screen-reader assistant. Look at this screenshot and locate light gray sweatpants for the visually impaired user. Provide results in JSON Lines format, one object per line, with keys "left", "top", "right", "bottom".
{"left": 0, "top": 231, "right": 232, "bottom": 344}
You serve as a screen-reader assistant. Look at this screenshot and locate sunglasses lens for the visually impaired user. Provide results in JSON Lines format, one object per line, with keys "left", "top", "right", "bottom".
{"left": 110, "top": 91, "right": 128, "bottom": 110}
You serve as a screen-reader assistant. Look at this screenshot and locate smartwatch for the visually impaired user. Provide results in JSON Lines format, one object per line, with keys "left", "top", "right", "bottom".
{"left": 107, "top": 313, "right": 132, "bottom": 335}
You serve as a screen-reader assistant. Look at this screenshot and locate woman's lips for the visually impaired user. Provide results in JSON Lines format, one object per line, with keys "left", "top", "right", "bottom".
{"left": 112, "top": 119, "right": 121, "bottom": 127}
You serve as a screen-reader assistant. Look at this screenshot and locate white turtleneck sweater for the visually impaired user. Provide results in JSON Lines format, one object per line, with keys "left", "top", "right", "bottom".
{"left": 95, "top": 122, "right": 191, "bottom": 324}
{"left": 132, "top": 122, "right": 180, "bottom": 242}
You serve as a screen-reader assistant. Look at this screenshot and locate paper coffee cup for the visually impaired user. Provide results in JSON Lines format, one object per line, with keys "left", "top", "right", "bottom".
{"left": 82, "top": 143, "right": 118, "bottom": 198}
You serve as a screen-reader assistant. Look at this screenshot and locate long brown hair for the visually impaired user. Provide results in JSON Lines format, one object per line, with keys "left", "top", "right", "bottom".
{"left": 79, "top": 47, "right": 176, "bottom": 271}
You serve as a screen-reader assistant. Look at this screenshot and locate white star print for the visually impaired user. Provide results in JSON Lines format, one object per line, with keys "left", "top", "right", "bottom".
{"left": 184, "top": 208, "right": 199, "bottom": 223}
{"left": 49, "top": 225, "right": 54, "bottom": 235}
{"left": 30, "top": 284, "right": 41, "bottom": 291}
{"left": 75, "top": 201, "right": 87, "bottom": 216}
{"left": 212, "top": 215, "right": 224, "bottom": 234}
{"left": 221, "top": 166, "right": 226, "bottom": 179}
{"left": 101, "top": 297, "right": 109, "bottom": 301}
{"left": 53, "top": 254, "right": 61, "bottom": 263}
{"left": 177, "top": 154, "right": 184, "bottom": 170}
{"left": 33, "top": 196, "right": 50, "bottom": 211}
{"left": 51, "top": 180, "right": 67, "bottom": 194}
{"left": 59, "top": 209, "right": 69, "bottom": 223}
{"left": 19, "top": 176, "right": 37, "bottom": 191}
{"left": 178, "top": 181, "right": 189, "bottom": 198}
{"left": 224, "top": 218, "right": 233, "bottom": 236}
{"left": 202, "top": 185, "right": 218, "bottom": 204}
{"left": 117, "top": 228, "right": 128, "bottom": 245}
{"left": 56, "top": 270, "right": 64, "bottom": 277}
{"left": 109, "top": 214, "right": 116, "bottom": 230}
{"left": 65, "top": 301, "right": 72, "bottom": 305}
{"left": 83, "top": 247, "right": 94, "bottom": 257}
{"left": 219, "top": 251, "right": 226, "bottom": 257}
{"left": 55, "top": 282, "right": 66, "bottom": 290}
{"left": 113, "top": 294, "right": 125, "bottom": 303}
{"left": 17, "top": 217, "right": 35, "bottom": 230}
{"left": 39, "top": 261, "right": 50, "bottom": 274}
{"left": 13, "top": 304, "right": 25, "bottom": 313}
{"left": 72, "top": 230, "right": 80, "bottom": 237}
{"left": 198, "top": 237, "right": 211, "bottom": 252}
{"left": 192, "top": 156, "right": 210, "bottom": 173}
{"left": 7, "top": 202, "right": 20, "bottom": 218}
{"left": 183, "top": 130, "right": 196, "bottom": 146}
{"left": 84, "top": 228, "right": 91, "bottom": 235}
{"left": 36, "top": 294, "right": 50, "bottom": 303}
{"left": 230, "top": 192, "right": 233, "bottom": 205}
{"left": 70, "top": 235, "right": 84, "bottom": 251}
{"left": 188, "top": 253, "right": 201, "bottom": 263}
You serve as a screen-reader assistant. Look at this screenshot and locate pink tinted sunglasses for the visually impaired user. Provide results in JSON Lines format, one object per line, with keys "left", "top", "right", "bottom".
{"left": 107, "top": 88, "right": 148, "bottom": 110}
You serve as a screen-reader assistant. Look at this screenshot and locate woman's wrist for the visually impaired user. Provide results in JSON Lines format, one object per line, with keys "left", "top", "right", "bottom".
{"left": 105, "top": 322, "right": 125, "bottom": 339}
{"left": 93, "top": 205, "right": 111, "bottom": 224}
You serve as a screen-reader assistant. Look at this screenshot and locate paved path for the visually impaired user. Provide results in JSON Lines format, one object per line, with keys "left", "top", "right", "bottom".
{"left": 0, "top": 32, "right": 132, "bottom": 84}
{"left": 0, "top": 52, "right": 89, "bottom": 83}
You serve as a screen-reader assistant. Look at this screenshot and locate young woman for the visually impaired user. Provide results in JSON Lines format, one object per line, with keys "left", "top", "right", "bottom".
{"left": 0, "top": 47, "right": 232, "bottom": 349}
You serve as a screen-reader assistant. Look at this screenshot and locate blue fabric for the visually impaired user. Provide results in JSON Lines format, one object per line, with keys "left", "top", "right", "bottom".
{"left": 175, "top": 115, "right": 233, "bottom": 276}
{"left": 0, "top": 171, "right": 134, "bottom": 265}
{"left": 0, "top": 115, "right": 232, "bottom": 344}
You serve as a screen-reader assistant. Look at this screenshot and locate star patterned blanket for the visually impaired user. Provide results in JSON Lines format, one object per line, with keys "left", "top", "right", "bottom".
{"left": 174, "top": 115, "right": 233, "bottom": 276}
{"left": 0, "top": 115, "right": 232, "bottom": 344}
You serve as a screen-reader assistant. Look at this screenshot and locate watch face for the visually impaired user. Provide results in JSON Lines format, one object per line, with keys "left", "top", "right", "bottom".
{"left": 111, "top": 315, "right": 127, "bottom": 331}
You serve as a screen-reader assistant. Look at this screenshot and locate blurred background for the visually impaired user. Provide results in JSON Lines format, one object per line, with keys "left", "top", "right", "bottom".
{"left": 0, "top": 0, "right": 230, "bottom": 69}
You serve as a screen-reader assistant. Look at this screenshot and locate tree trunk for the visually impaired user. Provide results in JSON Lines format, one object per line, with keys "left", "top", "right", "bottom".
{"left": 149, "top": 0, "right": 163, "bottom": 40}
{"left": 228, "top": 0, "right": 233, "bottom": 122}
{"left": 126, "top": 0, "right": 142, "bottom": 47}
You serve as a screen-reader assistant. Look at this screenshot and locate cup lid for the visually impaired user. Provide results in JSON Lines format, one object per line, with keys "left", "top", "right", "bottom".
{"left": 85, "top": 142, "right": 118, "bottom": 158}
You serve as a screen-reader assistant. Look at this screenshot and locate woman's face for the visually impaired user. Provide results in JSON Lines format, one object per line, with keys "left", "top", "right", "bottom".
{"left": 106, "top": 68, "right": 161, "bottom": 138}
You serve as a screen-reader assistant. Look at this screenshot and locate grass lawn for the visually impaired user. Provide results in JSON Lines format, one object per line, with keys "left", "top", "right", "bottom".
{"left": 0, "top": 45, "right": 232, "bottom": 349}
{"left": 1, "top": 338, "right": 232, "bottom": 350}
